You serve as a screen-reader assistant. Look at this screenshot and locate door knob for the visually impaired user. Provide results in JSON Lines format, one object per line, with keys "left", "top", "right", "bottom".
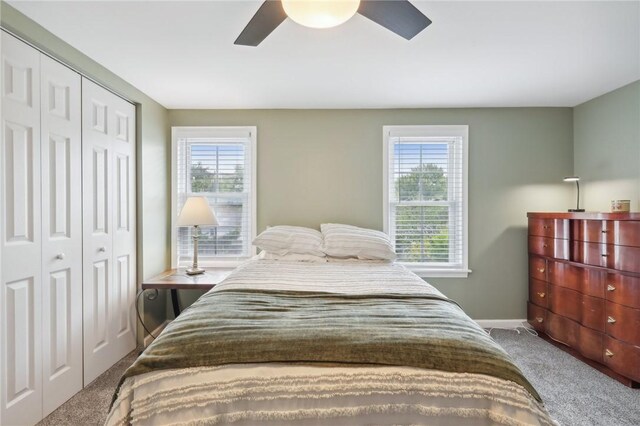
{"left": 56, "top": 253, "right": 65, "bottom": 260}
{"left": 99, "top": 246, "right": 106, "bottom": 252}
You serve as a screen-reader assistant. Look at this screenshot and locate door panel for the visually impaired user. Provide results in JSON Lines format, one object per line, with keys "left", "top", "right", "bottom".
{"left": 110, "top": 93, "right": 136, "bottom": 364}
{"left": 1, "top": 31, "right": 43, "bottom": 426}
{"left": 82, "top": 78, "right": 136, "bottom": 385}
{"left": 40, "top": 54, "right": 82, "bottom": 416}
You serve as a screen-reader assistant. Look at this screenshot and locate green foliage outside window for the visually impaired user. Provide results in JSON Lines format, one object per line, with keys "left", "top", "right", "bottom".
{"left": 394, "top": 163, "right": 451, "bottom": 263}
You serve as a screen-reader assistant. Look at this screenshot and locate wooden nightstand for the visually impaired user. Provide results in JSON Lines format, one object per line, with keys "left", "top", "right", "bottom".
{"left": 141, "top": 268, "right": 233, "bottom": 317}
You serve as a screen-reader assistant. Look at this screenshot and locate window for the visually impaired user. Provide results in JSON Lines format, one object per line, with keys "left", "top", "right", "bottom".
{"left": 172, "top": 126, "right": 256, "bottom": 268}
{"left": 383, "top": 125, "right": 469, "bottom": 277}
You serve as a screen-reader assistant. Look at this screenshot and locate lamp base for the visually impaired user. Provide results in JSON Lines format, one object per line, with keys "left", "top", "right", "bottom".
{"left": 568, "top": 209, "right": 585, "bottom": 212}
{"left": 186, "top": 267, "right": 205, "bottom": 275}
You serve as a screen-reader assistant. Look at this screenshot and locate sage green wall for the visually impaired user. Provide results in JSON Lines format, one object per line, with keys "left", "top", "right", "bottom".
{"left": 1, "top": 2, "right": 171, "bottom": 331}
{"left": 574, "top": 81, "right": 640, "bottom": 212}
{"left": 170, "top": 108, "right": 574, "bottom": 319}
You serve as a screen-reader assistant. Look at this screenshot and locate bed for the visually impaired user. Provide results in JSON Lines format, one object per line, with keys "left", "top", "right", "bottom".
{"left": 106, "top": 259, "right": 555, "bottom": 425}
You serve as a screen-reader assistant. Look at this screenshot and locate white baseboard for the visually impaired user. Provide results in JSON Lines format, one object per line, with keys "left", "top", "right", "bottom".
{"left": 144, "top": 320, "right": 171, "bottom": 347}
{"left": 475, "top": 319, "right": 527, "bottom": 329}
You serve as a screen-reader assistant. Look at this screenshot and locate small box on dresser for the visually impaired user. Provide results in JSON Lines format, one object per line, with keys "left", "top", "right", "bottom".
{"left": 527, "top": 212, "right": 640, "bottom": 388}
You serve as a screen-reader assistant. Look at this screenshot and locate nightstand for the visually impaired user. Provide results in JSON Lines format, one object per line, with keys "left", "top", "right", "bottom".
{"left": 141, "top": 268, "right": 233, "bottom": 317}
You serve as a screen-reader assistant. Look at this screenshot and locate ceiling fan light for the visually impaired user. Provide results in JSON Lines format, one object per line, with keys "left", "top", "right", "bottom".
{"left": 282, "top": 0, "right": 361, "bottom": 29}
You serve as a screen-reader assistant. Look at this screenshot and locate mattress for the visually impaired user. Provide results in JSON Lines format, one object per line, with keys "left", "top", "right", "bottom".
{"left": 106, "top": 260, "right": 555, "bottom": 425}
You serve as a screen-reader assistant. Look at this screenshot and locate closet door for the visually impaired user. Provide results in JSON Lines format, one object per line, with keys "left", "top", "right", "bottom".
{"left": 110, "top": 92, "right": 136, "bottom": 362}
{"left": 82, "top": 79, "right": 136, "bottom": 384}
{"left": 0, "top": 32, "right": 43, "bottom": 426}
{"left": 40, "top": 55, "right": 82, "bottom": 416}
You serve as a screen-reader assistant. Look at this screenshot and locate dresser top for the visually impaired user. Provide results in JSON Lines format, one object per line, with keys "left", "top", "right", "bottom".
{"left": 528, "top": 212, "right": 640, "bottom": 220}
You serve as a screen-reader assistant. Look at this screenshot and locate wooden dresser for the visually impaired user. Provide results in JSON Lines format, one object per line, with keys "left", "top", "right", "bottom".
{"left": 527, "top": 212, "right": 640, "bottom": 387}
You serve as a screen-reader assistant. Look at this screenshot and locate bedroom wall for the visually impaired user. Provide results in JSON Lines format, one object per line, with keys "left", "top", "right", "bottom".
{"left": 1, "top": 3, "right": 171, "bottom": 332}
{"left": 573, "top": 80, "right": 640, "bottom": 212}
{"left": 169, "top": 108, "right": 574, "bottom": 319}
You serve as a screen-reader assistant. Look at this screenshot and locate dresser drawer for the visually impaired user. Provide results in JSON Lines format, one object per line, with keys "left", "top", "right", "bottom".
{"left": 609, "top": 245, "right": 640, "bottom": 274}
{"left": 548, "top": 284, "right": 604, "bottom": 332}
{"left": 528, "top": 218, "right": 569, "bottom": 239}
{"left": 572, "top": 241, "right": 640, "bottom": 273}
{"left": 529, "top": 278, "right": 548, "bottom": 308}
{"left": 603, "top": 336, "right": 640, "bottom": 382}
{"left": 545, "top": 309, "right": 578, "bottom": 346}
{"left": 529, "top": 256, "right": 547, "bottom": 281}
{"left": 607, "top": 221, "right": 640, "bottom": 247}
{"left": 546, "top": 311, "right": 604, "bottom": 364}
{"left": 529, "top": 236, "right": 569, "bottom": 259}
{"left": 605, "top": 273, "right": 640, "bottom": 309}
{"left": 548, "top": 261, "right": 604, "bottom": 298}
{"left": 605, "top": 301, "right": 640, "bottom": 345}
{"left": 572, "top": 219, "right": 606, "bottom": 244}
{"left": 527, "top": 302, "right": 546, "bottom": 332}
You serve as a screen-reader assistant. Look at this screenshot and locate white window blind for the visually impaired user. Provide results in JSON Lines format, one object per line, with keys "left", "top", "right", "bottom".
{"left": 172, "top": 127, "right": 256, "bottom": 267}
{"left": 383, "top": 125, "right": 469, "bottom": 277}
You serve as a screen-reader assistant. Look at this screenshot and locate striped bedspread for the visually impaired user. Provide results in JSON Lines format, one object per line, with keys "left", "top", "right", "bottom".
{"left": 107, "top": 260, "right": 555, "bottom": 425}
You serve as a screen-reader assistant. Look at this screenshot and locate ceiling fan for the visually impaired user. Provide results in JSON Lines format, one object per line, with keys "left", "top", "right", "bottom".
{"left": 235, "top": 0, "right": 432, "bottom": 46}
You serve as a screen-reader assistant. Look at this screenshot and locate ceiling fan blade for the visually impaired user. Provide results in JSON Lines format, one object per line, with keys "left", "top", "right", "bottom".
{"left": 235, "top": 0, "right": 287, "bottom": 46}
{"left": 358, "top": 0, "right": 432, "bottom": 40}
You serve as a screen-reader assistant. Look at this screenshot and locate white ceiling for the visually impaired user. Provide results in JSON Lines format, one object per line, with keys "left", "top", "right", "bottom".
{"left": 9, "top": 0, "right": 640, "bottom": 109}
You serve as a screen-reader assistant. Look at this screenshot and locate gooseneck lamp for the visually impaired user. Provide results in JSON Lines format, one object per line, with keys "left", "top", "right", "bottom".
{"left": 563, "top": 176, "right": 585, "bottom": 212}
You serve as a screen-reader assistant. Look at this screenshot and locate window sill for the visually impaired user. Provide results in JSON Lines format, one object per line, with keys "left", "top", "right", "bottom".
{"left": 401, "top": 265, "right": 472, "bottom": 278}
{"left": 177, "top": 260, "right": 248, "bottom": 270}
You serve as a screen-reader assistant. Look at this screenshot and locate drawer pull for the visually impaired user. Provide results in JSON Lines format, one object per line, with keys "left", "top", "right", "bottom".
{"left": 543, "top": 244, "right": 548, "bottom": 248}
{"left": 538, "top": 268, "right": 545, "bottom": 273}
{"left": 601, "top": 254, "right": 608, "bottom": 257}
{"left": 535, "top": 317, "right": 543, "bottom": 323}
{"left": 607, "top": 284, "right": 616, "bottom": 292}
{"left": 537, "top": 292, "right": 546, "bottom": 298}
{"left": 543, "top": 225, "right": 549, "bottom": 229}
{"left": 607, "top": 316, "right": 616, "bottom": 324}
{"left": 605, "top": 349, "right": 614, "bottom": 357}
{"left": 601, "top": 230, "right": 608, "bottom": 234}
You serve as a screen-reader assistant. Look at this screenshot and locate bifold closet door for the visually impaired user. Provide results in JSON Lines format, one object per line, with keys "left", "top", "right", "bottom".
{"left": 82, "top": 78, "right": 136, "bottom": 385}
{"left": 0, "top": 32, "right": 43, "bottom": 426}
{"left": 40, "top": 54, "right": 83, "bottom": 417}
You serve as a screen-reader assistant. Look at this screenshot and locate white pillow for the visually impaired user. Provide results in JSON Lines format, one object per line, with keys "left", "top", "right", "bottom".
{"left": 258, "top": 251, "right": 327, "bottom": 263}
{"left": 321, "top": 223, "right": 396, "bottom": 261}
{"left": 253, "top": 225, "right": 325, "bottom": 257}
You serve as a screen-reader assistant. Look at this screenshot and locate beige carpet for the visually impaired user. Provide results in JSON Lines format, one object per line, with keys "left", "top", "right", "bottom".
{"left": 39, "top": 331, "right": 640, "bottom": 425}
{"left": 37, "top": 350, "right": 138, "bottom": 426}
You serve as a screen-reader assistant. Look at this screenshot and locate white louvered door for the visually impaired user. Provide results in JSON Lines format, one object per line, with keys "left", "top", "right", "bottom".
{"left": 82, "top": 78, "right": 136, "bottom": 385}
{"left": 40, "top": 54, "right": 83, "bottom": 416}
{"left": 0, "top": 31, "right": 43, "bottom": 426}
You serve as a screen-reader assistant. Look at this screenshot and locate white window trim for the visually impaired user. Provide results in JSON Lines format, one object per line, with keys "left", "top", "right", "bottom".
{"left": 383, "top": 125, "right": 470, "bottom": 278}
{"left": 171, "top": 126, "right": 257, "bottom": 269}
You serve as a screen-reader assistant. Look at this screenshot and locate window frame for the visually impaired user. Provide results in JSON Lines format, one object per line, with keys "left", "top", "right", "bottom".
{"left": 171, "top": 126, "right": 257, "bottom": 269}
{"left": 383, "top": 125, "right": 470, "bottom": 278}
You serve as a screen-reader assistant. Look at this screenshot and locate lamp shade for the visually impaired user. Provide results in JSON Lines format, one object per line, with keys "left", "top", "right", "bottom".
{"left": 177, "top": 196, "right": 219, "bottom": 226}
{"left": 282, "top": 0, "right": 360, "bottom": 29}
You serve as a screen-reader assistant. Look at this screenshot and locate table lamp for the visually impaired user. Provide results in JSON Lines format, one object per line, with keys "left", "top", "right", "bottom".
{"left": 177, "top": 196, "right": 219, "bottom": 275}
{"left": 563, "top": 176, "right": 585, "bottom": 212}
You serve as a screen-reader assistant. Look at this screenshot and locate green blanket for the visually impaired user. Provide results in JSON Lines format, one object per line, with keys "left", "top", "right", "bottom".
{"left": 115, "top": 289, "right": 540, "bottom": 405}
